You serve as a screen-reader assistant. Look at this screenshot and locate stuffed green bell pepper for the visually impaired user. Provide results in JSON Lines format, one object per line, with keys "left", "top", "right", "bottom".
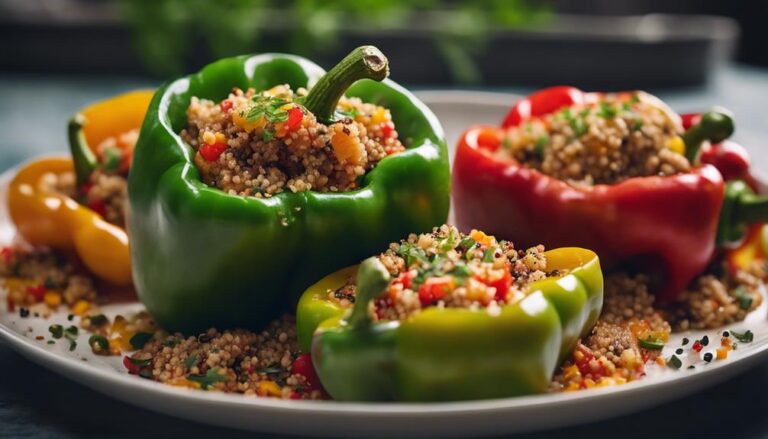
{"left": 128, "top": 46, "right": 450, "bottom": 332}
{"left": 297, "top": 225, "right": 603, "bottom": 401}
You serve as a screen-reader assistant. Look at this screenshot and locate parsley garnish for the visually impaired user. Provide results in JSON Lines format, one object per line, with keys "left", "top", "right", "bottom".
{"left": 187, "top": 368, "right": 228, "bottom": 390}
{"left": 184, "top": 353, "right": 199, "bottom": 369}
{"left": 396, "top": 242, "right": 427, "bottom": 266}
{"left": 49, "top": 324, "right": 63, "bottom": 339}
{"left": 534, "top": 135, "right": 549, "bottom": 157}
{"left": 733, "top": 287, "right": 753, "bottom": 310}
{"left": 730, "top": 329, "right": 754, "bottom": 343}
{"left": 597, "top": 101, "right": 618, "bottom": 119}
{"left": 246, "top": 95, "right": 290, "bottom": 124}
{"left": 129, "top": 332, "right": 154, "bottom": 349}
{"left": 482, "top": 248, "right": 495, "bottom": 262}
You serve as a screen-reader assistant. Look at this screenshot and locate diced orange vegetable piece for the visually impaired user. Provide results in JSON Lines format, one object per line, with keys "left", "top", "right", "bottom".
{"left": 331, "top": 130, "right": 363, "bottom": 165}
{"left": 72, "top": 300, "right": 91, "bottom": 316}
{"left": 257, "top": 380, "right": 283, "bottom": 397}
{"left": 43, "top": 291, "right": 62, "bottom": 308}
{"left": 716, "top": 348, "right": 729, "bottom": 360}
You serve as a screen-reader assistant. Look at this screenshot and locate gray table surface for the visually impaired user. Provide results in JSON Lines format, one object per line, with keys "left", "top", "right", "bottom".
{"left": 1, "top": 65, "right": 768, "bottom": 438}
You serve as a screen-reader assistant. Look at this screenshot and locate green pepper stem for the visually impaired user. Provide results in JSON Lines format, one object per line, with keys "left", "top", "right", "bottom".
{"left": 67, "top": 114, "right": 98, "bottom": 188}
{"left": 733, "top": 191, "right": 768, "bottom": 226}
{"left": 303, "top": 46, "right": 389, "bottom": 124}
{"left": 683, "top": 110, "right": 735, "bottom": 163}
{"left": 346, "top": 257, "right": 391, "bottom": 329}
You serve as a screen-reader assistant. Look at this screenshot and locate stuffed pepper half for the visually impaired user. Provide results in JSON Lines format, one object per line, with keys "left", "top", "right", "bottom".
{"left": 297, "top": 225, "right": 603, "bottom": 401}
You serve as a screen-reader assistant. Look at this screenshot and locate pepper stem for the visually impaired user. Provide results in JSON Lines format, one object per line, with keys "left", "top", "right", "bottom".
{"left": 718, "top": 180, "right": 768, "bottom": 245}
{"left": 346, "top": 257, "right": 391, "bottom": 329}
{"left": 67, "top": 114, "right": 98, "bottom": 188}
{"left": 683, "top": 110, "right": 735, "bottom": 163}
{"left": 303, "top": 46, "right": 389, "bottom": 124}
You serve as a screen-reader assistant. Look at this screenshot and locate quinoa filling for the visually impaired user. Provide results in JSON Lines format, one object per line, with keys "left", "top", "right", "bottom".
{"left": 497, "top": 91, "right": 690, "bottom": 186}
{"left": 43, "top": 129, "right": 136, "bottom": 227}
{"left": 326, "top": 225, "right": 561, "bottom": 321}
{"left": 181, "top": 85, "right": 405, "bottom": 197}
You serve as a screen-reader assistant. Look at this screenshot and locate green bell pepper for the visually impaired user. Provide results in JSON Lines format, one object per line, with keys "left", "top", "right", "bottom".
{"left": 298, "top": 247, "right": 603, "bottom": 401}
{"left": 128, "top": 46, "right": 450, "bottom": 332}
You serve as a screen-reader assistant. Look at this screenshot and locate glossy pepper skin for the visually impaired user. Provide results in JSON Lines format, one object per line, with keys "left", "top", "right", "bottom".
{"left": 8, "top": 91, "right": 152, "bottom": 285}
{"left": 128, "top": 49, "right": 450, "bottom": 333}
{"left": 297, "top": 248, "right": 603, "bottom": 401}
{"left": 453, "top": 86, "right": 732, "bottom": 301}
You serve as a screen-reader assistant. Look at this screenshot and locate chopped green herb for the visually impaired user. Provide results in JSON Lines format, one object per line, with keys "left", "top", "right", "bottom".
{"left": 47, "top": 340, "right": 55, "bottom": 345}
{"left": 396, "top": 242, "right": 427, "bottom": 266}
{"left": 258, "top": 365, "right": 283, "bottom": 375}
{"left": 733, "top": 287, "right": 753, "bottom": 310}
{"left": 335, "top": 107, "right": 358, "bottom": 119}
{"left": 452, "top": 264, "right": 471, "bottom": 278}
{"left": 262, "top": 128, "right": 275, "bottom": 142}
{"left": 570, "top": 118, "right": 587, "bottom": 137}
{"left": 88, "top": 335, "right": 109, "bottom": 352}
{"left": 482, "top": 248, "right": 495, "bottom": 263}
{"left": 597, "top": 101, "right": 618, "bottom": 119}
{"left": 246, "top": 95, "right": 290, "bottom": 124}
{"left": 68, "top": 341, "right": 77, "bottom": 352}
{"left": 438, "top": 229, "right": 459, "bottom": 252}
{"left": 639, "top": 338, "right": 664, "bottom": 350}
{"left": 102, "top": 146, "right": 123, "bottom": 172}
{"left": 667, "top": 354, "right": 683, "bottom": 369}
{"left": 130, "top": 332, "right": 154, "bottom": 350}
{"left": 48, "top": 324, "right": 63, "bottom": 339}
{"left": 184, "top": 353, "right": 199, "bottom": 369}
{"left": 128, "top": 356, "right": 152, "bottom": 367}
{"left": 187, "top": 368, "right": 228, "bottom": 390}
{"left": 163, "top": 337, "right": 180, "bottom": 348}
{"left": 64, "top": 325, "right": 78, "bottom": 341}
{"left": 629, "top": 93, "right": 640, "bottom": 104}
{"left": 730, "top": 329, "right": 754, "bottom": 343}
{"left": 632, "top": 119, "right": 644, "bottom": 131}
{"left": 88, "top": 314, "right": 109, "bottom": 327}
{"left": 457, "top": 237, "right": 476, "bottom": 252}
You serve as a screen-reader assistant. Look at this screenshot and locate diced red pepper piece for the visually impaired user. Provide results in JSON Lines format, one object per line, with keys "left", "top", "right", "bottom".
{"left": 380, "top": 122, "right": 394, "bottom": 139}
{"left": 219, "top": 100, "right": 233, "bottom": 113}
{"left": 394, "top": 270, "right": 415, "bottom": 290}
{"left": 417, "top": 276, "right": 452, "bottom": 307}
{"left": 123, "top": 356, "right": 142, "bottom": 374}
{"left": 199, "top": 142, "right": 228, "bottom": 162}
{"left": 286, "top": 107, "right": 304, "bottom": 132}
{"left": 489, "top": 270, "right": 512, "bottom": 302}
{"left": 692, "top": 341, "right": 703, "bottom": 352}
{"left": 88, "top": 199, "right": 108, "bottom": 218}
{"left": 291, "top": 353, "right": 324, "bottom": 393}
{"left": 475, "top": 128, "right": 502, "bottom": 152}
{"left": 26, "top": 284, "right": 46, "bottom": 302}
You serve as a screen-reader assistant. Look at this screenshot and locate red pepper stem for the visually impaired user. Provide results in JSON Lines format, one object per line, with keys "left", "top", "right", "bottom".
{"left": 67, "top": 114, "right": 98, "bottom": 188}
{"left": 683, "top": 110, "right": 735, "bottom": 163}
{"left": 346, "top": 257, "right": 390, "bottom": 329}
{"left": 303, "top": 46, "right": 389, "bottom": 124}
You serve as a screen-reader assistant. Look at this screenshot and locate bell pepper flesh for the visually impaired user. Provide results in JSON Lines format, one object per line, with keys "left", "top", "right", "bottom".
{"left": 7, "top": 91, "right": 152, "bottom": 285}
{"left": 128, "top": 52, "right": 450, "bottom": 333}
{"left": 299, "top": 247, "right": 603, "bottom": 401}
{"left": 8, "top": 158, "right": 132, "bottom": 285}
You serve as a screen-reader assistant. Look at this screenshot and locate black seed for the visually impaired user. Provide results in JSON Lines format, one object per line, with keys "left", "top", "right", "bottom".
{"left": 687, "top": 365, "right": 695, "bottom": 369}
{"left": 19, "top": 308, "right": 29, "bottom": 318}
{"left": 704, "top": 353, "right": 713, "bottom": 362}
{"left": 675, "top": 348, "right": 684, "bottom": 355}
{"left": 723, "top": 331, "right": 730, "bottom": 338}
{"left": 682, "top": 338, "right": 689, "bottom": 345}
{"left": 701, "top": 335, "right": 709, "bottom": 346}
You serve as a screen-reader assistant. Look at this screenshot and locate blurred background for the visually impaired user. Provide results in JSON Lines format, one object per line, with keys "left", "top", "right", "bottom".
{"left": 1, "top": 0, "right": 766, "bottom": 87}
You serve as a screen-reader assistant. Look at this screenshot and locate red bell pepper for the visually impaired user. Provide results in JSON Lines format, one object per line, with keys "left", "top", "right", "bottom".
{"left": 453, "top": 86, "right": 768, "bottom": 301}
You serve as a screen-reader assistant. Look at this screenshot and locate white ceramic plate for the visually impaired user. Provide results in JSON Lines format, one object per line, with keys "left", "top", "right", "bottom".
{"left": 1, "top": 91, "right": 767, "bottom": 438}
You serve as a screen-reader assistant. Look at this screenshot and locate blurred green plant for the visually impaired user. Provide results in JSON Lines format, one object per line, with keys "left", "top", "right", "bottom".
{"left": 119, "top": 0, "right": 551, "bottom": 83}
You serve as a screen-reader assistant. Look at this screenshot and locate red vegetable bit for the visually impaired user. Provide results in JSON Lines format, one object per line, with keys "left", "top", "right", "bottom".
{"left": 286, "top": 107, "right": 304, "bottom": 132}
{"left": 88, "top": 199, "right": 108, "bottom": 218}
{"left": 692, "top": 341, "right": 703, "bottom": 352}
{"left": 380, "top": 122, "right": 394, "bottom": 139}
{"left": 417, "top": 276, "right": 452, "bottom": 307}
{"left": 1, "top": 246, "right": 14, "bottom": 264}
{"left": 199, "top": 142, "right": 228, "bottom": 162}
{"left": 394, "top": 270, "right": 415, "bottom": 290}
{"left": 681, "top": 113, "right": 702, "bottom": 130}
{"left": 79, "top": 183, "right": 93, "bottom": 196}
{"left": 26, "top": 284, "right": 46, "bottom": 302}
{"left": 6, "top": 298, "right": 15, "bottom": 312}
{"left": 291, "top": 353, "right": 324, "bottom": 393}
{"left": 289, "top": 391, "right": 302, "bottom": 400}
{"left": 489, "top": 270, "right": 512, "bottom": 302}
{"left": 475, "top": 129, "right": 502, "bottom": 152}
{"left": 374, "top": 296, "right": 393, "bottom": 320}
{"left": 123, "top": 356, "right": 142, "bottom": 375}
{"left": 219, "top": 100, "right": 233, "bottom": 113}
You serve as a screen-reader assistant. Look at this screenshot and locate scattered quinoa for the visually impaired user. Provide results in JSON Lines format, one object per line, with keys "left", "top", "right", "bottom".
{"left": 38, "top": 129, "right": 137, "bottom": 227}
{"left": 498, "top": 91, "right": 689, "bottom": 186}
{"left": 325, "top": 225, "right": 559, "bottom": 321}
{"left": 181, "top": 85, "right": 404, "bottom": 197}
{"left": 126, "top": 315, "right": 323, "bottom": 399}
{"left": 0, "top": 242, "right": 98, "bottom": 314}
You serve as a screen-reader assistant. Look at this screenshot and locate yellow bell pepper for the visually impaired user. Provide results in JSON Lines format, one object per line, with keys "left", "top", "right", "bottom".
{"left": 7, "top": 90, "right": 153, "bottom": 285}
